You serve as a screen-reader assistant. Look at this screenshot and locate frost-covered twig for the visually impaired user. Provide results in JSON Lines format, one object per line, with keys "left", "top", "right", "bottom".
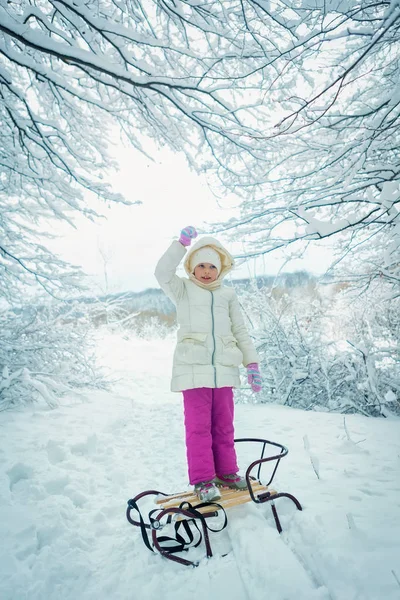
{"left": 392, "top": 570, "right": 400, "bottom": 590}
{"left": 309, "top": 454, "right": 320, "bottom": 480}
{"left": 346, "top": 513, "right": 356, "bottom": 530}
{"left": 303, "top": 435, "right": 320, "bottom": 479}
{"left": 343, "top": 416, "right": 351, "bottom": 441}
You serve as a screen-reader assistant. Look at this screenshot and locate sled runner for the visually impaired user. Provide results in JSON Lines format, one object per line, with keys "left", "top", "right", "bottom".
{"left": 126, "top": 438, "right": 302, "bottom": 567}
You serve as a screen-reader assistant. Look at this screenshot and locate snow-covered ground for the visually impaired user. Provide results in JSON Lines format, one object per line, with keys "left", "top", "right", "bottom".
{"left": 1, "top": 331, "right": 400, "bottom": 600}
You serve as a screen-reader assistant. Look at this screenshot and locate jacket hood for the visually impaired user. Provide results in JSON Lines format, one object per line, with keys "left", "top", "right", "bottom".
{"left": 184, "top": 236, "right": 235, "bottom": 281}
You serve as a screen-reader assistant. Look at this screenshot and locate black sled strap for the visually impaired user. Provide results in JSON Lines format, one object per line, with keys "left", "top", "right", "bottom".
{"left": 127, "top": 499, "right": 202, "bottom": 554}
{"left": 127, "top": 497, "right": 228, "bottom": 557}
{"left": 126, "top": 498, "right": 155, "bottom": 553}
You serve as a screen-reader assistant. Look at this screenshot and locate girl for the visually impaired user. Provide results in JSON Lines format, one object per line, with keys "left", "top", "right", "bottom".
{"left": 155, "top": 226, "right": 262, "bottom": 502}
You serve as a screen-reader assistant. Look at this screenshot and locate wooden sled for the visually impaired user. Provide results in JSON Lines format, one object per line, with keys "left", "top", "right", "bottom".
{"left": 156, "top": 479, "right": 277, "bottom": 515}
{"left": 126, "top": 438, "right": 302, "bottom": 567}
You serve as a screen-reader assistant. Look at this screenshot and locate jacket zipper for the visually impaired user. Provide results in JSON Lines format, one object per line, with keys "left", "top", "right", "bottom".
{"left": 210, "top": 291, "right": 217, "bottom": 387}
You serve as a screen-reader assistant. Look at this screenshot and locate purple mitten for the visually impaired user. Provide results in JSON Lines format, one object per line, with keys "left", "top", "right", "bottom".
{"left": 179, "top": 226, "right": 198, "bottom": 247}
{"left": 247, "top": 363, "right": 262, "bottom": 393}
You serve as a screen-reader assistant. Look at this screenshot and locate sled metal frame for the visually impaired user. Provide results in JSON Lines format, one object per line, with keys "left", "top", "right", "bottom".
{"left": 126, "top": 438, "right": 302, "bottom": 567}
{"left": 236, "top": 437, "right": 302, "bottom": 530}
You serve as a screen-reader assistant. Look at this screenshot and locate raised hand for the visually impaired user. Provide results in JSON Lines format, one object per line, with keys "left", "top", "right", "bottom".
{"left": 179, "top": 226, "right": 198, "bottom": 247}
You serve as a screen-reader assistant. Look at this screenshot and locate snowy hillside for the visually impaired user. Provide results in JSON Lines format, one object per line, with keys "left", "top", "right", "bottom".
{"left": 1, "top": 331, "right": 399, "bottom": 600}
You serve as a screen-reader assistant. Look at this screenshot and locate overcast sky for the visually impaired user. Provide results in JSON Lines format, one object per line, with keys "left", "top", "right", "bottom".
{"left": 48, "top": 142, "right": 334, "bottom": 295}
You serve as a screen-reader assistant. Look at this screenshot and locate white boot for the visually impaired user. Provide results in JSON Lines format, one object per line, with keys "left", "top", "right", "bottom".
{"left": 194, "top": 481, "right": 222, "bottom": 502}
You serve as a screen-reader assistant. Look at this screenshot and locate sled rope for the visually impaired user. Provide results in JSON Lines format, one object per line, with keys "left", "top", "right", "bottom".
{"left": 127, "top": 496, "right": 228, "bottom": 560}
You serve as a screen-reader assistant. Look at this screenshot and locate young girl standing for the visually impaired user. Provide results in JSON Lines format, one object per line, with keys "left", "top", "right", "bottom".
{"left": 155, "top": 226, "right": 262, "bottom": 502}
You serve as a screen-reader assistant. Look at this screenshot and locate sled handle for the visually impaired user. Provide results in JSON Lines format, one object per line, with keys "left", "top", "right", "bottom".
{"left": 126, "top": 490, "right": 169, "bottom": 528}
{"left": 234, "top": 438, "right": 288, "bottom": 499}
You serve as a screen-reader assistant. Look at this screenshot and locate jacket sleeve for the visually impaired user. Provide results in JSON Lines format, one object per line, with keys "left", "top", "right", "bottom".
{"left": 229, "top": 292, "right": 260, "bottom": 367}
{"left": 154, "top": 240, "right": 187, "bottom": 305}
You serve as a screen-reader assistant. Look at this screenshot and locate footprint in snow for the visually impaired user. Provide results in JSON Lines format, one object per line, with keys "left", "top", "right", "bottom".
{"left": 70, "top": 434, "right": 98, "bottom": 456}
{"left": 47, "top": 440, "right": 67, "bottom": 464}
{"left": 44, "top": 475, "right": 70, "bottom": 495}
{"left": 7, "top": 463, "right": 33, "bottom": 491}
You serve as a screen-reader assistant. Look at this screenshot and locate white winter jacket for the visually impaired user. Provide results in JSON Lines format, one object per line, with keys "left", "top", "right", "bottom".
{"left": 155, "top": 236, "right": 259, "bottom": 392}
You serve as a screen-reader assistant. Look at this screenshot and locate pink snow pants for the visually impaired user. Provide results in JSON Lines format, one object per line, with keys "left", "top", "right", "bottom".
{"left": 182, "top": 387, "right": 239, "bottom": 485}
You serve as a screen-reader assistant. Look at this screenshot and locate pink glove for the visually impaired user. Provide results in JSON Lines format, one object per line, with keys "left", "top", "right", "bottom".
{"left": 247, "top": 363, "right": 262, "bottom": 393}
{"left": 179, "top": 226, "right": 198, "bottom": 247}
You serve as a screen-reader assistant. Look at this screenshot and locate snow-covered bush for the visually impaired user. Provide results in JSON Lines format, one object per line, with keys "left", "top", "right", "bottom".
{"left": 129, "top": 312, "right": 177, "bottom": 340}
{"left": 236, "top": 281, "right": 400, "bottom": 417}
{"left": 85, "top": 291, "right": 176, "bottom": 338}
{"left": 0, "top": 302, "right": 101, "bottom": 411}
{"left": 88, "top": 301, "right": 175, "bottom": 336}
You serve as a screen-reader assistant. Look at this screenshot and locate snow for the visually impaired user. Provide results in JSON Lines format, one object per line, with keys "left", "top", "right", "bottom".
{"left": 1, "top": 330, "right": 400, "bottom": 600}
{"left": 297, "top": 207, "right": 361, "bottom": 238}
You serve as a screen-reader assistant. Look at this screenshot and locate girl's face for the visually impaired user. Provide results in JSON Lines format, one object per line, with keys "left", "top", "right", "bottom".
{"left": 194, "top": 262, "right": 218, "bottom": 284}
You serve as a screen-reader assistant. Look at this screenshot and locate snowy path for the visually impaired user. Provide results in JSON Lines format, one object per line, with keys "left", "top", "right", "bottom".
{"left": 1, "top": 332, "right": 400, "bottom": 600}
